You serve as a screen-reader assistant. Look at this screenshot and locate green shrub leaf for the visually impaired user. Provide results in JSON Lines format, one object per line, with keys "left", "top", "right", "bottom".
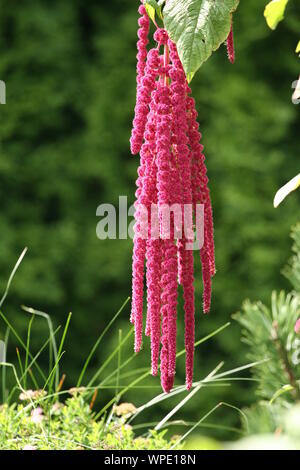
{"left": 164, "top": 0, "right": 239, "bottom": 79}
{"left": 145, "top": 0, "right": 163, "bottom": 23}
{"left": 273, "top": 173, "right": 300, "bottom": 208}
{"left": 269, "top": 384, "right": 294, "bottom": 405}
{"left": 264, "top": 0, "right": 289, "bottom": 30}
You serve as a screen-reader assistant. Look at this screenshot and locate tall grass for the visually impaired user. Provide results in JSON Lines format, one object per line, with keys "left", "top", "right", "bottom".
{"left": 0, "top": 249, "right": 264, "bottom": 449}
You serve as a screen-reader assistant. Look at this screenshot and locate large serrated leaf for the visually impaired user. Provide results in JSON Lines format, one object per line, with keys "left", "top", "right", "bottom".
{"left": 164, "top": 0, "right": 239, "bottom": 78}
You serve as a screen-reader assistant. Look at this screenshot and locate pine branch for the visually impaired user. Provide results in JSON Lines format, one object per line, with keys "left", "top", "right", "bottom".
{"left": 271, "top": 320, "right": 300, "bottom": 401}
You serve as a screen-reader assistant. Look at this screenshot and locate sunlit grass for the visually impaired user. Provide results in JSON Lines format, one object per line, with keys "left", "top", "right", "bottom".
{"left": 0, "top": 249, "right": 260, "bottom": 450}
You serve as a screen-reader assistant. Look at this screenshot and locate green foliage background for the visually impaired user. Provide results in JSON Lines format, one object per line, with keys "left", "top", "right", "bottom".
{"left": 0, "top": 0, "right": 299, "bottom": 437}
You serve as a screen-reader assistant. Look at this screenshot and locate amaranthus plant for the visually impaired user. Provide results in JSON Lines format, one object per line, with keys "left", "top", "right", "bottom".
{"left": 130, "top": 1, "right": 238, "bottom": 393}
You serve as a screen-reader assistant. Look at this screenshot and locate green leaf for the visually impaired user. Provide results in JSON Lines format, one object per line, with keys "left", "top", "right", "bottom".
{"left": 145, "top": 0, "right": 163, "bottom": 23}
{"left": 186, "top": 71, "right": 195, "bottom": 84}
{"left": 145, "top": 4, "right": 156, "bottom": 24}
{"left": 269, "top": 384, "right": 294, "bottom": 404}
{"left": 145, "top": 0, "right": 159, "bottom": 7}
{"left": 273, "top": 173, "right": 300, "bottom": 208}
{"left": 264, "top": 0, "right": 289, "bottom": 30}
{"left": 164, "top": 0, "right": 239, "bottom": 78}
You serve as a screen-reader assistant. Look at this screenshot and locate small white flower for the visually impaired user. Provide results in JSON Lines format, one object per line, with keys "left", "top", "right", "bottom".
{"left": 19, "top": 389, "right": 47, "bottom": 401}
{"left": 31, "top": 407, "right": 44, "bottom": 424}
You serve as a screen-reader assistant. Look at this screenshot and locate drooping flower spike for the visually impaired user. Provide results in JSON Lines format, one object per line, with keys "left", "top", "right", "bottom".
{"left": 226, "top": 23, "right": 235, "bottom": 64}
{"left": 136, "top": 3, "right": 150, "bottom": 85}
{"left": 130, "top": 6, "right": 216, "bottom": 393}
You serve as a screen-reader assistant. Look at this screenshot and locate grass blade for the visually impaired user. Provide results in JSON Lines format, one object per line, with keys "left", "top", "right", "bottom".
{"left": 48, "top": 312, "right": 72, "bottom": 394}
{"left": 6, "top": 326, "right": 61, "bottom": 404}
{"left": 171, "top": 401, "right": 248, "bottom": 449}
{"left": 24, "top": 315, "right": 34, "bottom": 389}
{"left": 77, "top": 297, "right": 130, "bottom": 387}
{"left": 87, "top": 327, "right": 133, "bottom": 388}
{"left": 1, "top": 328, "right": 9, "bottom": 402}
{"left": 132, "top": 420, "right": 242, "bottom": 435}
{"left": 43, "top": 352, "right": 65, "bottom": 392}
{"left": 171, "top": 403, "right": 222, "bottom": 449}
{"left": 21, "top": 306, "right": 59, "bottom": 390}
{"left": 0, "top": 362, "right": 26, "bottom": 396}
{"left": 0, "top": 248, "right": 27, "bottom": 310}
{"left": 155, "top": 362, "right": 224, "bottom": 431}
{"left": 176, "top": 322, "right": 231, "bottom": 360}
{"left": 115, "top": 329, "right": 122, "bottom": 398}
{"left": 0, "top": 309, "right": 46, "bottom": 382}
{"left": 15, "top": 348, "right": 24, "bottom": 381}
{"left": 210, "top": 359, "right": 269, "bottom": 380}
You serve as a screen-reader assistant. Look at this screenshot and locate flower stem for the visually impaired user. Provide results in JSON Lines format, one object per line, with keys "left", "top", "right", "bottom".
{"left": 164, "top": 43, "right": 169, "bottom": 86}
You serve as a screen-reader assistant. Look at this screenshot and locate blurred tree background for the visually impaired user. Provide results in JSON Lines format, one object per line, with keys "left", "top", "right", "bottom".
{"left": 0, "top": 0, "right": 299, "bottom": 438}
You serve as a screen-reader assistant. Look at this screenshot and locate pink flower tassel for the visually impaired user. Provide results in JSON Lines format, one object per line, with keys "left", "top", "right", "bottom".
{"left": 168, "top": 39, "right": 196, "bottom": 386}
{"left": 186, "top": 94, "right": 215, "bottom": 312}
{"left": 160, "top": 244, "right": 175, "bottom": 393}
{"left": 130, "top": 23, "right": 216, "bottom": 392}
{"left": 146, "top": 238, "right": 162, "bottom": 375}
{"left": 136, "top": 4, "right": 150, "bottom": 85}
{"left": 182, "top": 248, "right": 195, "bottom": 389}
{"left": 165, "top": 238, "right": 178, "bottom": 382}
{"left": 201, "top": 246, "right": 212, "bottom": 313}
{"left": 130, "top": 145, "right": 145, "bottom": 327}
{"left": 130, "top": 49, "right": 160, "bottom": 155}
{"left": 160, "top": 312, "right": 172, "bottom": 393}
{"left": 155, "top": 78, "right": 179, "bottom": 388}
{"left": 142, "top": 101, "right": 162, "bottom": 372}
{"left": 140, "top": 103, "right": 158, "bottom": 338}
{"left": 132, "top": 237, "right": 146, "bottom": 352}
{"left": 226, "top": 23, "right": 235, "bottom": 64}
{"left": 131, "top": 90, "right": 158, "bottom": 350}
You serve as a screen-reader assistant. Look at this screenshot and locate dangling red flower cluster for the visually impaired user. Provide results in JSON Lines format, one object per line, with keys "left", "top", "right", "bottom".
{"left": 130, "top": 4, "right": 215, "bottom": 393}
{"left": 226, "top": 23, "right": 235, "bottom": 64}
